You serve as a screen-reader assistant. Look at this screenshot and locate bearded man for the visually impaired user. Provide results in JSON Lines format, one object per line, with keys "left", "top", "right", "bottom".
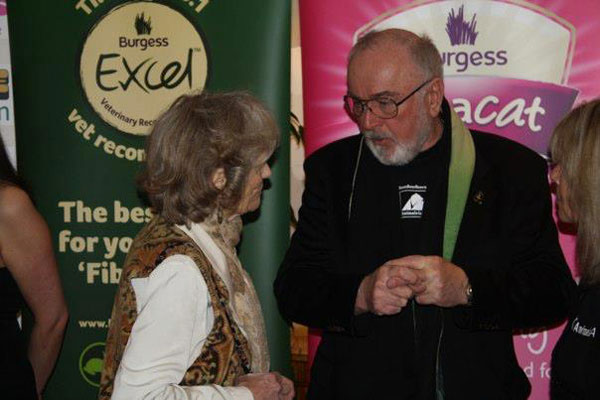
{"left": 275, "top": 29, "right": 575, "bottom": 400}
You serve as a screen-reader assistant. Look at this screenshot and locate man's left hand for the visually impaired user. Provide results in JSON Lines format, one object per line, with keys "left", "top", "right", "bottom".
{"left": 394, "top": 255, "right": 470, "bottom": 307}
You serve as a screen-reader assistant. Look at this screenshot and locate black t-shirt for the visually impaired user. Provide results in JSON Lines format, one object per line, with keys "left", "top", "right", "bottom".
{"left": 350, "top": 125, "right": 450, "bottom": 264}
{"left": 393, "top": 127, "right": 450, "bottom": 258}
{"left": 551, "top": 284, "right": 600, "bottom": 399}
{"left": 348, "top": 123, "right": 451, "bottom": 397}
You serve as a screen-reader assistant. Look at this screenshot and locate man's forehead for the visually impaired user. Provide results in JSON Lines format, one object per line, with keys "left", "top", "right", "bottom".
{"left": 346, "top": 89, "right": 403, "bottom": 100}
{"left": 347, "top": 48, "right": 419, "bottom": 96}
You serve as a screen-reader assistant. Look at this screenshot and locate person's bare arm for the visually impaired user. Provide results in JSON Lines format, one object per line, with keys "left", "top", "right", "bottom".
{"left": 0, "top": 186, "right": 68, "bottom": 395}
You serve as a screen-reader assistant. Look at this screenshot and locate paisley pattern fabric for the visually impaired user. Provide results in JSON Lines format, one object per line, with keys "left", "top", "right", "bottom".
{"left": 201, "top": 212, "right": 270, "bottom": 373}
{"left": 98, "top": 216, "right": 252, "bottom": 400}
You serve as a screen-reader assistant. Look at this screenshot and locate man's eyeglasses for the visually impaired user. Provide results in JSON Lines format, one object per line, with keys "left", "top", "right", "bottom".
{"left": 343, "top": 78, "right": 433, "bottom": 120}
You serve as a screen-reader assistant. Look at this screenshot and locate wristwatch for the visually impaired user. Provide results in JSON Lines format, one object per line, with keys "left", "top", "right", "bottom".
{"left": 465, "top": 281, "right": 474, "bottom": 306}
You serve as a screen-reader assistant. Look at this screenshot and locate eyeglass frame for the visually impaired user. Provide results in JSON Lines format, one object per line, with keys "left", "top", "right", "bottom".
{"left": 343, "top": 77, "right": 434, "bottom": 120}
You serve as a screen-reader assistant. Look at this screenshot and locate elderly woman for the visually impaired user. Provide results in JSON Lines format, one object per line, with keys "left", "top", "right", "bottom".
{"left": 99, "top": 91, "right": 293, "bottom": 400}
{"left": 550, "top": 99, "right": 600, "bottom": 399}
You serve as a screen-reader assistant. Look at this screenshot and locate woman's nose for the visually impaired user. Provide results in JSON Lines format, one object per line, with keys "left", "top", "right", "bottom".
{"left": 262, "top": 163, "right": 271, "bottom": 179}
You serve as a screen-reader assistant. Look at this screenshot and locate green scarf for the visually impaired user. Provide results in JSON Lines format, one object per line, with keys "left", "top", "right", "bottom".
{"left": 437, "top": 107, "right": 476, "bottom": 400}
{"left": 443, "top": 108, "right": 475, "bottom": 260}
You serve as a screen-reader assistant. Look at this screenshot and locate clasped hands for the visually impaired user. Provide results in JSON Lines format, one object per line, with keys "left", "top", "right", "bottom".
{"left": 354, "top": 255, "right": 470, "bottom": 316}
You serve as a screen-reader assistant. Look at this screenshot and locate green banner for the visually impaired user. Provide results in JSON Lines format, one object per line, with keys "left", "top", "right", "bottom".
{"left": 7, "top": 1, "right": 290, "bottom": 398}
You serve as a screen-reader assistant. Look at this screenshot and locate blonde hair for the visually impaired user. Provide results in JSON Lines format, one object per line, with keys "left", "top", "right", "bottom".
{"left": 550, "top": 99, "right": 600, "bottom": 284}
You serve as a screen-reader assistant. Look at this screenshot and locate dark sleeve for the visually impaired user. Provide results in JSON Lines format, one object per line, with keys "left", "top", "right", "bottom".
{"left": 456, "top": 155, "right": 577, "bottom": 331}
{"left": 274, "top": 154, "right": 364, "bottom": 331}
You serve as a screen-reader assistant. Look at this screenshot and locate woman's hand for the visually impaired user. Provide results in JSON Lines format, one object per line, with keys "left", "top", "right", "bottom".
{"left": 236, "top": 372, "right": 295, "bottom": 400}
{"left": 272, "top": 372, "right": 295, "bottom": 400}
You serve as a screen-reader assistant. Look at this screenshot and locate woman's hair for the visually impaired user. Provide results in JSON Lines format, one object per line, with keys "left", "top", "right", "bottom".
{"left": 550, "top": 98, "right": 600, "bottom": 285}
{"left": 138, "top": 90, "right": 279, "bottom": 226}
{"left": 0, "top": 134, "right": 23, "bottom": 188}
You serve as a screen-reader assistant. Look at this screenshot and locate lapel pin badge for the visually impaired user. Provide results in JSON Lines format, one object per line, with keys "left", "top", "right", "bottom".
{"left": 473, "top": 190, "right": 484, "bottom": 205}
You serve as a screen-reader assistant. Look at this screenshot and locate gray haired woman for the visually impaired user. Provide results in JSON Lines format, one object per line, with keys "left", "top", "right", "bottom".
{"left": 99, "top": 91, "right": 293, "bottom": 400}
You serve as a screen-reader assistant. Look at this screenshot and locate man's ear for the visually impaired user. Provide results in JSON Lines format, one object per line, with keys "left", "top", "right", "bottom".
{"left": 426, "top": 77, "right": 445, "bottom": 118}
{"left": 211, "top": 167, "right": 227, "bottom": 190}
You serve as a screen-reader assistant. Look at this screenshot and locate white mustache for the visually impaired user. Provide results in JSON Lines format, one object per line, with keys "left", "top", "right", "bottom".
{"left": 363, "top": 130, "right": 393, "bottom": 141}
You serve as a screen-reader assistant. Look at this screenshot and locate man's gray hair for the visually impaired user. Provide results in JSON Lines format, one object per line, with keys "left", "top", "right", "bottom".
{"left": 348, "top": 29, "right": 444, "bottom": 80}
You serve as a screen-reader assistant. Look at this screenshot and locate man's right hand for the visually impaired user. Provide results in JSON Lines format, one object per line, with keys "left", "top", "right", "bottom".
{"left": 236, "top": 372, "right": 293, "bottom": 400}
{"left": 354, "top": 261, "right": 424, "bottom": 315}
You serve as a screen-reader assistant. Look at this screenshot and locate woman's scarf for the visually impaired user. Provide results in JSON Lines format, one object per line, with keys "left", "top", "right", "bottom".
{"left": 201, "top": 212, "right": 270, "bottom": 373}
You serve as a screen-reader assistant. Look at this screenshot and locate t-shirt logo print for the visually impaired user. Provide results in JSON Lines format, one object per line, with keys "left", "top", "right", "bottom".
{"left": 402, "top": 193, "right": 424, "bottom": 211}
{"left": 399, "top": 184, "right": 426, "bottom": 218}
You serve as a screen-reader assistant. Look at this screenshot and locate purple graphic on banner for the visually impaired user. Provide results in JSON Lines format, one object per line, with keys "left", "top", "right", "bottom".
{"left": 446, "top": 5, "right": 479, "bottom": 45}
{"left": 446, "top": 76, "right": 579, "bottom": 155}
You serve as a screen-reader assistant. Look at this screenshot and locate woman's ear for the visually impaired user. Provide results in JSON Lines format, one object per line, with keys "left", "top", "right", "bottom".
{"left": 211, "top": 167, "right": 227, "bottom": 190}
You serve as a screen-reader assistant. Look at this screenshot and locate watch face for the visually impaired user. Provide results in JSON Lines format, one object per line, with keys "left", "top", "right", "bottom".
{"left": 466, "top": 284, "right": 474, "bottom": 305}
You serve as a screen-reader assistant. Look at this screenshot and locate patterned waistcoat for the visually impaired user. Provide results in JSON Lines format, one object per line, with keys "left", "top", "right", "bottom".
{"left": 98, "top": 217, "right": 252, "bottom": 400}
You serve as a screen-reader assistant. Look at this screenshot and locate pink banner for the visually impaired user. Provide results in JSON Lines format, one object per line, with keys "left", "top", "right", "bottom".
{"left": 446, "top": 76, "right": 579, "bottom": 155}
{"left": 300, "top": 0, "right": 600, "bottom": 398}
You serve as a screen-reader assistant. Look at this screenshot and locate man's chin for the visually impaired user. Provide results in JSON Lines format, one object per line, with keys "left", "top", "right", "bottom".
{"left": 366, "top": 140, "right": 416, "bottom": 166}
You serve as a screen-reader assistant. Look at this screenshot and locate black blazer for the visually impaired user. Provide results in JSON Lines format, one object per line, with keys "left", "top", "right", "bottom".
{"left": 275, "top": 105, "right": 576, "bottom": 400}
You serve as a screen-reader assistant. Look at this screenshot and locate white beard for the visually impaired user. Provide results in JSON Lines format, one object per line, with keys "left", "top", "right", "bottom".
{"left": 363, "top": 108, "right": 434, "bottom": 166}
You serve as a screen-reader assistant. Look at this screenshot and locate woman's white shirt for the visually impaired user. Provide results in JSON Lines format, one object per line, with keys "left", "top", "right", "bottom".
{"left": 111, "top": 223, "right": 253, "bottom": 400}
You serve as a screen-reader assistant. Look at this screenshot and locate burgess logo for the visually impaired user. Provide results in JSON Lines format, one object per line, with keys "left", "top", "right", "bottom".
{"left": 446, "top": 5, "right": 478, "bottom": 45}
{"left": 80, "top": 1, "right": 208, "bottom": 135}
{"left": 118, "top": 12, "right": 170, "bottom": 51}
{"left": 441, "top": 5, "right": 507, "bottom": 73}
